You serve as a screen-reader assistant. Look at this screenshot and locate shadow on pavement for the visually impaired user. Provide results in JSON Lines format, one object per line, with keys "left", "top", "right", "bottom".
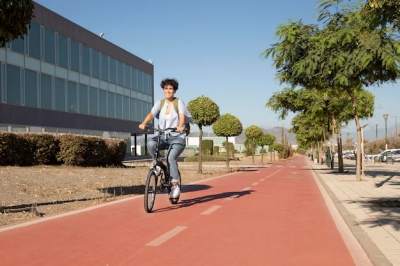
{"left": 152, "top": 190, "right": 254, "bottom": 213}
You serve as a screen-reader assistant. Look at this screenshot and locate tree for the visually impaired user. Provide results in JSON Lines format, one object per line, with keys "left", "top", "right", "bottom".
{"left": 261, "top": 0, "right": 399, "bottom": 180}
{"left": 212, "top": 114, "right": 243, "bottom": 168}
{"left": 187, "top": 96, "right": 220, "bottom": 173}
{"left": 0, "top": 0, "right": 35, "bottom": 47}
{"left": 244, "top": 125, "right": 263, "bottom": 163}
{"left": 256, "top": 133, "right": 276, "bottom": 165}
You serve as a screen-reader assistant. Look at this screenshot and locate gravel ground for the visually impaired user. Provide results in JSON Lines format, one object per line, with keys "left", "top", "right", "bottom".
{"left": 0, "top": 156, "right": 268, "bottom": 227}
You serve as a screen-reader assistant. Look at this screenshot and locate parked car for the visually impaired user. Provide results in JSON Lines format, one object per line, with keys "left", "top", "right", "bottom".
{"left": 377, "top": 149, "right": 400, "bottom": 162}
{"left": 343, "top": 151, "right": 355, "bottom": 160}
{"left": 387, "top": 150, "right": 400, "bottom": 164}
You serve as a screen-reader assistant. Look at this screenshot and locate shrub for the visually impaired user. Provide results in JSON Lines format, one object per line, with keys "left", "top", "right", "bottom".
{"left": 57, "top": 134, "right": 88, "bottom": 166}
{"left": 105, "top": 138, "right": 127, "bottom": 166}
{"left": 202, "top": 140, "right": 213, "bottom": 155}
{"left": 0, "top": 132, "right": 34, "bottom": 166}
{"left": 85, "top": 136, "right": 108, "bottom": 166}
{"left": 25, "top": 133, "right": 60, "bottom": 165}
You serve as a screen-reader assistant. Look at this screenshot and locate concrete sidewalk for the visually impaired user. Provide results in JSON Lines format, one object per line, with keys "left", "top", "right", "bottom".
{"left": 309, "top": 158, "right": 400, "bottom": 266}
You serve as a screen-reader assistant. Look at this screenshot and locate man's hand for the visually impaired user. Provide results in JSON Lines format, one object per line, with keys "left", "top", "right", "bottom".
{"left": 176, "top": 126, "right": 184, "bottom": 133}
{"left": 139, "top": 124, "right": 146, "bottom": 130}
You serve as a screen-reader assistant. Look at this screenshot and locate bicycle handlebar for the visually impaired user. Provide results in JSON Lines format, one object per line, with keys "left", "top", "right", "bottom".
{"left": 144, "top": 126, "right": 177, "bottom": 133}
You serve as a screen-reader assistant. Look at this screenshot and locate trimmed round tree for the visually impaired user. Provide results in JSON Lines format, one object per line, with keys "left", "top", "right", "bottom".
{"left": 0, "top": 0, "right": 35, "bottom": 47}
{"left": 212, "top": 114, "right": 243, "bottom": 168}
{"left": 244, "top": 125, "right": 263, "bottom": 163}
{"left": 187, "top": 96, "right": 220, "bottom": 173}
{"left": 256, "top": 133, "right": 276, "bottom": 165}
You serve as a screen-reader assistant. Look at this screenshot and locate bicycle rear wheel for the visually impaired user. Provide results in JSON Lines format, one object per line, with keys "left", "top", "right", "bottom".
{"left": 144, "top": 171, "right": 157, "bottom": 213}
{"left": 169, "top": 170, "right": 181, "bottom": 205}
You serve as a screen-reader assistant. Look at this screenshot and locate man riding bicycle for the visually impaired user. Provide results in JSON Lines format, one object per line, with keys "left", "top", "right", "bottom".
{"left": 139, "top": 78, "right": 192, "bottom": 199}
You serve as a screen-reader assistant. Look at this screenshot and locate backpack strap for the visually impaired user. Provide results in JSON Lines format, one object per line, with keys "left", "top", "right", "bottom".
{"left": 160, "top": 98, "right": 179, "bottom": 113}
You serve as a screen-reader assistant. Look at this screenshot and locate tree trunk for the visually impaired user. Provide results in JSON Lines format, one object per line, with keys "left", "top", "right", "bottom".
{"left": 350, "top": 92, "right": 362, "bottom": 181}
{"left": 198, "top": 125, "right": 203, "bottom": 174}
{"left": 225, "top": 136, "right": 229, "bottom": 168}
{"left": 337, "top": 127, "right": 344, "bottom": 173}
{"left": 261, "top": 146, "right": 264, "bottom": 165}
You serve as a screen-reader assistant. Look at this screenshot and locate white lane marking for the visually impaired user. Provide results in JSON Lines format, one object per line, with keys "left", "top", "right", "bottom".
{"left": 276, "top": 165, "right": 283, "bottom": 167}
{"left": 252, "top": 182, "right": 259, "bottom": 186}
{"left": 242, "top": 187, "right": 250, "bottom": 191}
{"left": 260, "top": 179, "right": 265, "bottom": 181}
{"left": 146, "top": 226, "right": 187, "bottom": 246}
{"left": 201, "top": 205, "right": 221, "bottom": 215}
{"left": 225, "top": 194, "right": 239, "bottom": 201}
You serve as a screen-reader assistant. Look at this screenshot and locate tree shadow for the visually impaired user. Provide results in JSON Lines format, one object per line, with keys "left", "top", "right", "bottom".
{"left": 351, "top": 199, "right": 400, "bottom": 231}
{"left": 152, "top": 190, "right": 254, "bottom": 213}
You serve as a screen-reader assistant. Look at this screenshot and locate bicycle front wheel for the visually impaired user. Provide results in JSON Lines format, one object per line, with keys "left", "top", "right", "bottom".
{"left": 144, "top": 171, "right": 157, "bottom": 213}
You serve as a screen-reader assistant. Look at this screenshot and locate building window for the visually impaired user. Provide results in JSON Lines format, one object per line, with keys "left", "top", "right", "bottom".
{"left": 44, "top": 28, "right": 55, "bottom": 64}
{"left": 7, "top": 64, "right": 20, "bottom": 104}
{"left": 40, "top": 73, "right": 52, "bottom": 109}
{"left": 101, "top": 53, "right": 108, "bottom": 82}
{"left": 79, "top": 83, "right": 88, "bottom": 115}
{"left": 123, "top": 96, "right": 129, "bottom": 120}
{"left": 29, "top": 22, "right": 40, "bottom": 59}
{"left": 124, "top": 64, "right": 131, "bottom": 89}
{"left": 99, "top": 89, "right": 107, "bottom": 117}
{"left": 67, "top": 81, "right": 77, "bottom": 113}
{"left": 89, "top": 86, "right": 98, "bottom": 116}
{"left": 82, "top": 44, "right": 90, "bottom": 76}
{"left": 107, "top": 91, "right": 115, "bottom": 118}
{"left": 70, "top": 39, "right": 79, "bottom": 72}
{"left": 55, "top": 77, "right": 66, "bottom": 111}
{"left": 132, "top": 68, "right": 138, "bottom": 91}
{"left": 25, "top": 69, "right": 38, "bottom": 107}
{"left": 116, "top": 94, "right": 122, "bottom": 119}
{"left": 91, "top": 49, "right": 99, "bottom": 79}
{"left": 57, "top": 34, "right": 68, "bottom": 68}
{"left": 11, "top": 36, "right": 25, "bottom": 54}
{"left": 109, "top": 57, "right": 116, "bottom": 84}
{"left": 138, "top": 71, "right": 144, "bottom": 93}
{"left": 117, "top": 60, "right": 124, "bottom": 86}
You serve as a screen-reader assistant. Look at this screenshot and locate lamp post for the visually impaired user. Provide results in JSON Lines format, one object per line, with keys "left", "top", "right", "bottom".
{"left": 383, "top": 114, "right": 389, "bottom": 151}
{"left": 375, "top": 124, "right": 378, "bottom": 140}
{"left": 361, "top": 124, "right": 368, "bottom": 176}
{"left": 391, "top": 116, "right": 397, "bottom": 138}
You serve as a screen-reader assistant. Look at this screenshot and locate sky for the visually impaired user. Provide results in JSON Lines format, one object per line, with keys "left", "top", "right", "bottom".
{"left": 34, "top": 0, "right": 400, "bottom": 137}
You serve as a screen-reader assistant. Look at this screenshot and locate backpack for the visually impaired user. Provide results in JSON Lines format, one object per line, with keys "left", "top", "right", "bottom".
{"left": 159, "top": 98, "right": 191, "bottom": 136}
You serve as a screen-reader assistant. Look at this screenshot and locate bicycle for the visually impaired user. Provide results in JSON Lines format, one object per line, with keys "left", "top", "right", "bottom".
{"left": 143, "top": 126, "right": 182, "bottom": 213}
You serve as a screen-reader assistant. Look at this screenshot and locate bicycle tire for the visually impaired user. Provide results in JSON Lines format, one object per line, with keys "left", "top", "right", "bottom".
{"left": 169, "top": 170, "right": 181, "bottom": 205}
{"left": 144, "top": 171, "right": 157, "bottom": 213}
{"left": 388, "top": 158, "right": 394, "bottom": 164}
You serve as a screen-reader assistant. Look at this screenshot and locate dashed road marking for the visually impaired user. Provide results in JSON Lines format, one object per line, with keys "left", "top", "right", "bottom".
{"left": 242, "top": 187, "right": 250, "bottom": 191}
{"left": 146, "top": 226, "right": 187, "bottom": 246}
{"left": 252, "top": 182, "right": 259, "bottom": 186}
{"left": 201, "top": 205, "right": 221, "bottom": 215}
{"left": 260, "top": 179, "right": 265, "bottom": 181}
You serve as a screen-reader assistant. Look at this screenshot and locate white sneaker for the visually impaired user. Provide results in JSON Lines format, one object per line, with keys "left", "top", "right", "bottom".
{"left": 169, "top": 185, "right": 180, "bottom": 199}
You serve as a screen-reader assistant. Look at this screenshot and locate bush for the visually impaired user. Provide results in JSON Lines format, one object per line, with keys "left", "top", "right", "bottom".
{"left": 0, "top": 132, "right": 35, "bottom": 166}
{"left": 85, "top": 136, "right": 108, "bottom": 166}
{"left": 105, "top": 138, "right": 127, "bottom": 166}
{"left": 25, "top": 133, "right": 60, "bottom": 165}
{"left": 202, "top": 140, "right": 213, "bottom": 155}
{"left": 57, "top": 134, "right": 88, "bottom": 166}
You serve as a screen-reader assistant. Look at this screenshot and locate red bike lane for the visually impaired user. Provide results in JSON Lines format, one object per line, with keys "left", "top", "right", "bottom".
{"left": 0, "top": 157, "right": 361, "bottom": 265}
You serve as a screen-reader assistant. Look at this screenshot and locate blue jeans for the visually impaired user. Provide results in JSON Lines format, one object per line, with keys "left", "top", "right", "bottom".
{"left": 147, "top": 135, "right": 185, "bottom": 183}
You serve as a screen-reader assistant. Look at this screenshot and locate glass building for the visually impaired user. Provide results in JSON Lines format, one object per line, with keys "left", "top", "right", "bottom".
{"left": 0, "top": 2, "right": 154, "bottom": 154}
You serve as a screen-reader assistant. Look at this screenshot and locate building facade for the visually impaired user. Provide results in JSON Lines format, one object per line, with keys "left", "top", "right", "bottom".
{"left": 0, "top": 2, "right": 153, "bottom": 153}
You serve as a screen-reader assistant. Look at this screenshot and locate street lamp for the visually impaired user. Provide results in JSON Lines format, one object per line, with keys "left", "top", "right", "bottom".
{"left": 383, "top": 114, "right": 389, "bottom": 151}
{"left": 375, "top": 124, "right": 378, "bottom": 140}
{"left": 391, "top": 116, "right": 397, "bottom": 138}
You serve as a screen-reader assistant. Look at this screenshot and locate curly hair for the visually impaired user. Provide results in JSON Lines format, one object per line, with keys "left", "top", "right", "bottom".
{"left": 160, "top": 78, "right": 179, "bottom": 91}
